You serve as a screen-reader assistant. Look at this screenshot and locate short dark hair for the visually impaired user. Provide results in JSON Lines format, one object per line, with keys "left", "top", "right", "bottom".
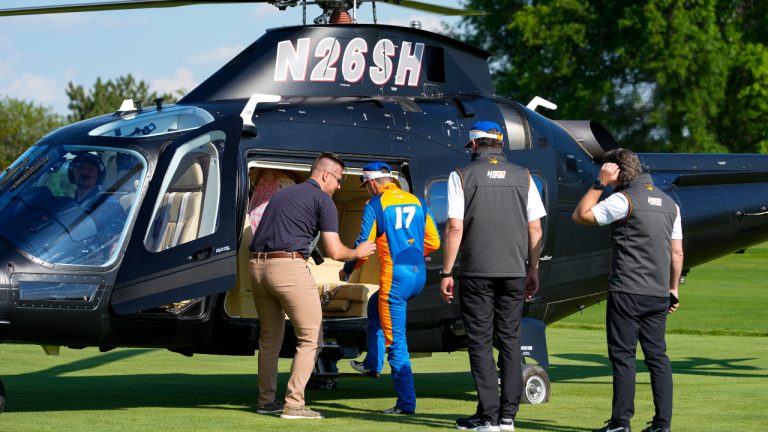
{"left": 474, "top": 129, "right": 503, "bottom": 148}
{"left": 311, "top": 152, "right": 345, "bottom": 172}
{"left": 603, "top": 148, "right": 642, "bottom": 184}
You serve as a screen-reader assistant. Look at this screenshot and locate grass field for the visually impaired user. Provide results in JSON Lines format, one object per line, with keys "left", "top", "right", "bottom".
{"left": 1, "top": 244, "right": 766, "bottom": 431}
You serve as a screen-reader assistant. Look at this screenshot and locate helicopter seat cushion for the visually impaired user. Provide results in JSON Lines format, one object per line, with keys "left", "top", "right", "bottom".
{"left": 322, "top": 299, "right": 352, "bottom": 312}
{"left": 308, "top": 258, "right": 379, "bottom": 317}
{"left": 150, "top": 157, "right": 204, "bottom": 251}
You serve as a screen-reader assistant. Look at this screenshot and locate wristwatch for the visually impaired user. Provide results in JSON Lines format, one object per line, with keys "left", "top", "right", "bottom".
{"left": 439, "top": 271, "right": 453, "bottom": 279}
{"left": 592, "top": 179, "right": 606, "bottom": 190}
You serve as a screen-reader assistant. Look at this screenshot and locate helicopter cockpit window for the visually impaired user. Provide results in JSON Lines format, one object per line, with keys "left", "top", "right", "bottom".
{"left": 427, "top": 179, "right": 448, "bottom": 226}
{"left": 0, "top": 146, "right": 147, "bottom": 267}
{"left": 144, "top": 132, "right": 223, "bottom": 252}
{"left": 88, "top": 106, "right": 214, "bottom": 138}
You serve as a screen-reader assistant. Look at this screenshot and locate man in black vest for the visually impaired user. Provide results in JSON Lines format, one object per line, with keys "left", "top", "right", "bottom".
{"left": 573, "top": 148, "right": 684, "bottom": 432}
{"left": 441, "top": 121, "right": 546, "bottom": 432}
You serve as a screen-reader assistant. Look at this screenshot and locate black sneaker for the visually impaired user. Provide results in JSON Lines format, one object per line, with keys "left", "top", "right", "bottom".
{"left": 456, "top": 416, "right": 500, "bottom": 432}
{"left": 256, "top": 400, "right": 284, "bottom": 414}
{"left": 641, "top": 421, "right": 670, "bottom": 432}
{"left": 593, "top": 419, "right": 631, "bottom": 432}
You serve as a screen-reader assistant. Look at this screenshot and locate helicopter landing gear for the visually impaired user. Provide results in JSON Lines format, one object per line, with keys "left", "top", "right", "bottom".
{"left": 308, "top": 378, "right": 338, "bottom": 390}
{"left": 520, "top": 364, "right": 550, "bottom": 404}
{"left": 308, "top": 342, "right": 344, "bottom": 390}
{"left": 0, "top": 378, "right": 6, "bottom": 413}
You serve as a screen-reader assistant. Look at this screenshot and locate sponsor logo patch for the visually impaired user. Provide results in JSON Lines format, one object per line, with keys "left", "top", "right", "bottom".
{"left": 648, "top": 197, "right": 662, "bottom": 206}
{"left": 487, "top": 170, "right": 506, "bottom": 179}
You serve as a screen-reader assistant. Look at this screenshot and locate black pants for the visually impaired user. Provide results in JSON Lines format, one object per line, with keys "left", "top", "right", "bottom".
{"left": 607, "top": 291, "right": 673, "bottom": 428}
{"left": 459, "top": 276, "right": 525, "bottom": 421}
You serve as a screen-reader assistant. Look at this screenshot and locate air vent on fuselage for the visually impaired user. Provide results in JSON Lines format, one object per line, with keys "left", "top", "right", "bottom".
{"left": 554, "top": 120, "right": 618, "bottom": 162}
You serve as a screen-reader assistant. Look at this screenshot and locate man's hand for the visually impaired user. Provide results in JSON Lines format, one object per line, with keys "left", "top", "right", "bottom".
{"left": 354, "top": 240, "right": 376, "bottom": 259}
{"left": 440, "top": 276, "right": 454, "bottom": 303}
{"left": 669, "top": 287, "right": 680, "bottom": 313}
{"left": 598, "top": 162, "right": 621, "bottom": 186}
{"left": 525, "top": 269, "right": 540, "bottom": 301}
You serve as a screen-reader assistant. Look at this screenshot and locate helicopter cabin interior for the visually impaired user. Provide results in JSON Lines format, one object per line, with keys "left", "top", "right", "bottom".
{"left": 223, "top": 160, "right": 409, "bottom": 321}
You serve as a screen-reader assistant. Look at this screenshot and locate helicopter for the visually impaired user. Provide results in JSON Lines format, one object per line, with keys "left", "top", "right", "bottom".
{"left": 1, "top": 0, "right": 768, "bottom": 413}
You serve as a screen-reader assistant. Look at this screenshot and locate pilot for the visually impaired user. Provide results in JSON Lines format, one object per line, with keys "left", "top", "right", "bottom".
{"left": 341, "top": 162, "right": 440, "bottom": 415}
{"left": 70, "top": 152, "right": 106, "bottom": 205}
{"left": 440, "top": 121, "right": 546, "bottom": 432}
{"left": 573, "top": 148, "right": 683, "bottom": 432}
{"left": 68, "top": 152, "right": 125, "bottom": 243}
{"left": 249, "top": 152, "right": 375, "bottom": 420}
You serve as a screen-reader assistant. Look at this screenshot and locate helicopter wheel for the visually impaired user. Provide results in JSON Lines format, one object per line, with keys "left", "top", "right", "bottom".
{"left": 0, "top": 378, "right": 6, "bottom": 413}
{"left": 520, "top": 364, "right": 550, "bottom": 404}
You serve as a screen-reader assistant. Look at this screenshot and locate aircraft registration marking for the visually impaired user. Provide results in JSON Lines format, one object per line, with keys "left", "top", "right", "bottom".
{"left": 275, "top": 37, "right": 424, "bottom": 87}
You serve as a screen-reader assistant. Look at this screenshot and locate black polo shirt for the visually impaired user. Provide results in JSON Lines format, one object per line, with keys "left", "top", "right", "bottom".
{"left": 249, "top": 179, "right": 338, "bottom": 259}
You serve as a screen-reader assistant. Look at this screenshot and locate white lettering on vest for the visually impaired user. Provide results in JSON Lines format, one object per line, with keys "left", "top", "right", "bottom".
{"left": 648, "top": 197, "right": 662, "bottom": 206}
{"left": 487, "top": 171, "right": 507, "bottom": 179}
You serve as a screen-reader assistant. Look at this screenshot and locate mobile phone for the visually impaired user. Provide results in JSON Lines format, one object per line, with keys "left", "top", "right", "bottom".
{"left": 669, "top": 293, "right": 679, "bottom": 306}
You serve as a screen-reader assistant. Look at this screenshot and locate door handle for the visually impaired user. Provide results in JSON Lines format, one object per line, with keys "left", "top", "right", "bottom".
{"left": 191, "top": 247, "right": 212, "bottom": 261}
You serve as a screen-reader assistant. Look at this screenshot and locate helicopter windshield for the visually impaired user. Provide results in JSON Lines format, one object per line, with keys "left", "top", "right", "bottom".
{"left": 0, "top": 146, "right": 147, "bottom": 267}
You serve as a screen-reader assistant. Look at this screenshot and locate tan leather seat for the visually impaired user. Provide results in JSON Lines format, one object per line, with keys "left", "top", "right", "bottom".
{"left": 148, "top": 155, "right": 203, "bottom": 251}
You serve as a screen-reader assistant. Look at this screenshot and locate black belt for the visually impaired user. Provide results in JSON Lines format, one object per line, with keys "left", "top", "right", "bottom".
{"left": 250, "top": 251, "right": 304, "bottom": 259}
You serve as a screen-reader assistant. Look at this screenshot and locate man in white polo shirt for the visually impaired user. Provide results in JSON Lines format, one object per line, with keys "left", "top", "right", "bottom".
{"left": 573, "top": 148, "right": 683, "bottom": 432}
{"left": 440, "top": 120, "right": 546, "bottom": 432}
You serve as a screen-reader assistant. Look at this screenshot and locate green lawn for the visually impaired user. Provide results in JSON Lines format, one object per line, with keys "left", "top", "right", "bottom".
{"left": 557, "top": 242, "right": 768, "bottom": 336}
{"left": 1, "top": 327, "right": 766, "bottom": 431}
{"left": 1, "top": 243, "right": 766, "bottom": 431}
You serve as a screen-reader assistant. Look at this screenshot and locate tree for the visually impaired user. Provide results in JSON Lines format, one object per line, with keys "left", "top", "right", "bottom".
{"left": 456, "top": 0, "right": 768, "bottom": 153}
{"left": 0, "top": 97, "right": 63, "bottom": 169}
{"left": 66, "top": 74, "right": 180, "bottom": 123}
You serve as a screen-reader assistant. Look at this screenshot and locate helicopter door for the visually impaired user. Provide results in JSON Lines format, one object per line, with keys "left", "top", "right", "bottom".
{"left": 111, "top": 117, "right": 241, "bottom": 314}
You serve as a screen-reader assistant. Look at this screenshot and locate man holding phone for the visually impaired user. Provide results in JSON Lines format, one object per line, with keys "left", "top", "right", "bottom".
{"left": 573, "top": 148, "right": 683, "bottom": 432}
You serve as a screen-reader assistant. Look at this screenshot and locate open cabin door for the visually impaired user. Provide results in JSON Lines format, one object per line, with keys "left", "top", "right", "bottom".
{"left": 111, "top": 116, "right": 242, "bottom": 314}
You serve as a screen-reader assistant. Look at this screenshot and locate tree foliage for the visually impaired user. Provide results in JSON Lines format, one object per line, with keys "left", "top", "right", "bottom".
{"left": 0, "top": 97, "right": 63, "bottom": 169}
{"left": 457, "top": 0, "right": 768, "bottom": 153}
{"left": 66, "top": 74, "right": 179, "bottom": 123}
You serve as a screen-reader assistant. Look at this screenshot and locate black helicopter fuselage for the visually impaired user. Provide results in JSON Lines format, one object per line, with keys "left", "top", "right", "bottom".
{"left": 1, "top": 24, "right": 767, "bottom": 368}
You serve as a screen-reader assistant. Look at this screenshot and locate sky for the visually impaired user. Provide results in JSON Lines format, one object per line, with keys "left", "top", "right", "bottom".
{"left": 0, "top": 0, "right": 469, "bottom": 114}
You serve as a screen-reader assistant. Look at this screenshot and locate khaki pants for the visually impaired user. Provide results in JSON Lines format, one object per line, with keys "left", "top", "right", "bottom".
{"left": 250, "top": 256, "right": 323, "bottom": 408}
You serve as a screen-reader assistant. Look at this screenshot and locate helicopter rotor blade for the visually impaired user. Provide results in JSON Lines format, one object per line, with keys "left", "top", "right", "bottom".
{"left": 0, "top": 0, "right": 266, "bottom": 17}
{"left": 376, "top": 0, "right": 485, "bottom": 16}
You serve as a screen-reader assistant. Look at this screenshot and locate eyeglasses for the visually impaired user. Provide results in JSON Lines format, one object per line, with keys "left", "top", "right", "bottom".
{"left": 324, "top": 170, "right": 344, "bottom": 185}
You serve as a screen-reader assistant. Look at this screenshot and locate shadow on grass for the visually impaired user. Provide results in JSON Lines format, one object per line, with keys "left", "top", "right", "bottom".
{"left": 2, "top": 348, "right": 761, "bottom": 431}
{"left": 550, "top": 353, "right": 763, "bottom": 383}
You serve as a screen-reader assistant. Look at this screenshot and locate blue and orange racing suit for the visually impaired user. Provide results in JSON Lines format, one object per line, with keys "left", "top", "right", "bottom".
{"left": 344, "top": 182, "right": 440, "bottom": 412}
